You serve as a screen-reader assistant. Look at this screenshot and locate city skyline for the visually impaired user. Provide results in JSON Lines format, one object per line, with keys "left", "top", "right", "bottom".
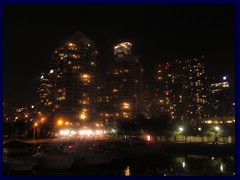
{"left": 4, "top": 4, "right": 235, "bottom": 111}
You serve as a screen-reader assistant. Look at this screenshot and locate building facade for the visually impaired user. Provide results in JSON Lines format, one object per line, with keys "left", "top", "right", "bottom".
{"left": 49, "top": 32, "right": 98, "bottom": 124}
{"left": 153, "top": 56, "right": 208, "bottom": 124}
{"left": 208, "top": 76, "right": 235, "bottom": 118}
{"left": 38, "top": 72, "right": 52, "bottom": 113}
{"left": 104, "top": 42, "right": 145, "bottom": 121}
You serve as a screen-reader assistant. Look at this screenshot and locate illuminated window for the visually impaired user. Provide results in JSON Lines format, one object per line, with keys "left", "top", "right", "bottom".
{"left": 123, "top": 102, "right": 130, "bottom": 109}
{"left": 68, "top": 43, "right": 75, "bottom": 47}
{"left": 81, "top": 74, "right": 91, "bottom": 83}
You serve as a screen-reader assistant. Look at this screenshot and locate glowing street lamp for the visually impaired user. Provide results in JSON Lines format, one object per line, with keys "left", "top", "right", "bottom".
{"left": 80, "top": 114, "right": 87, "bottom": 120}
{"left": 57, "top": 120, "right": 63, "bottom": 126}
{"left": 215, "top": 126, "right": 220, "bottom": 131}
{"left": 179, "top": 127, "right": 184, "bottom": 132}
{"left": 33, "top": 122, "right": 38, "bottom": 140}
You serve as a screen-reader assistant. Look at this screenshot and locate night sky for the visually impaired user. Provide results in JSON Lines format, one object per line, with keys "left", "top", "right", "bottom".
{"left": 4, "top": 4, "right": 235, "bottom": 112}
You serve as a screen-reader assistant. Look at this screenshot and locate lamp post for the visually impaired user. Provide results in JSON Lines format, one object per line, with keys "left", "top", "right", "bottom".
{"left": 214, "top": 126, "right": 220, "bottom": 144}
{"left": 33, "top": 122, "right": 38, "bottom": 140}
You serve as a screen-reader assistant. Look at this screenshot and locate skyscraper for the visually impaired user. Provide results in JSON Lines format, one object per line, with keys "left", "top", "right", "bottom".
{"left": 38, "top": 72, "right": 51, "bottom": 113}
{"left": 49, "top": 32, "right": 98, "bottom": 124}
{"left": 104, "top": 42, "right": 145, "bottom": 121}
{"left": 209, "top": 76, "right": 235, "bottom": 118}
{"left": 153, "top": 56, "right": 208, "bottom": 125}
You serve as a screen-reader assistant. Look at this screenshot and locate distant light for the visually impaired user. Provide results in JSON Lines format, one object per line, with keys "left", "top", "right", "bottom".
{"left": 198, "top": 127, "right": 202, "bottom": 131}
{"left": 41, "top": 75, "right": 44, "bottom": 79}
{"left": 58, "top": 120, "right": 63, "bottom": 126}
{"left": 124, "top": 166, "right": 131, "bottom": 176}
{"left": 179, "top": 127, "right": 183, "bottom": 132}
{"left": 147, "top": 135, "right": 151, "bottom": 141}
{"left": 215, "top": 126, "right": 220, "bottom": 131}
{"left": 233, "top": 103, "right": 235, "bottom": 106}
{"left": 80, "top": 114, "right": 87, "bottom": 120}
{"left": 31, "top": 105, "right": 34, "bottom": 109}
{"left": 182, "top": 162, "right": 186, "bottom": 168}
{"left": 68, "top": 145, "right": 75, "bottom": 149}
{"left": 220, "top": 163, "right": 223, "bottom": 172}
{"left": 223, "top": 76, "right": 227, "bottom": 80}
{"left": 50, "top": 69, "right": 54, "bottom": 74}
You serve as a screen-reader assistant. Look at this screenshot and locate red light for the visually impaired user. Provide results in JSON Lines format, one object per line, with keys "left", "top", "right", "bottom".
{"left": 68, "top": 145, "right": 75, "bottom": 149}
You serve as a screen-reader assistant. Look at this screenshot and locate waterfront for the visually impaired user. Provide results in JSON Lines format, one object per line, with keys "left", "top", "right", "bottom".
{"left": 3, "top": 139, "right": 235, "bottom": 176}
{"left": 4, "top": 153, "right": 234, "bottom": 176}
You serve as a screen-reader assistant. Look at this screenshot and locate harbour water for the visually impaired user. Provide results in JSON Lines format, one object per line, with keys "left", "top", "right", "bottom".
{"left": 3, "top": 139, "right": 235, "bottom": 176}
{"left": 5, "top": 154, "right": 235, "bottom": 176}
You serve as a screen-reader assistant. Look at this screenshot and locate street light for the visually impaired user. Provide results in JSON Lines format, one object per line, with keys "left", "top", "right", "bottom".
{"left": 179, "top": 127, "right": 184, "bottom": 132}
{"left": 215, "top": 126, "right": 220, "bottom": 131}
{"left": 57, "top": 119, "right": 63, "bottom": 126}
{"left": 33, "top": 122, "right": 38, "bottom": 140}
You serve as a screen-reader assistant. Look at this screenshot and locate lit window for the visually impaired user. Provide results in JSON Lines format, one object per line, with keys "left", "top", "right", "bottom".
{"left": 81, "top": 74, "right": 91, "bottom": 83}
{"left": 123, "top": 102, "right": 130, "bottom": 109}
{"left": 68, "top": 43, "right": 75, "bottom": 47}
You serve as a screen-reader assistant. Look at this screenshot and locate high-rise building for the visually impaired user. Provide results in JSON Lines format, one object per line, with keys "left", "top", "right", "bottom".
{"left": 104, "top": 42, "right": 145, "bottom": 121}
{"left": 153, "top": 56, "right": 208, "bottom": 124}
{"left": 38, "top": 72, "right": 52, "bottom": 113}
{"left": 49, "top": 32, "right": 98, "bottom": 124}
{"left": 208, "top": 76, "right": 235, "bottom": 117}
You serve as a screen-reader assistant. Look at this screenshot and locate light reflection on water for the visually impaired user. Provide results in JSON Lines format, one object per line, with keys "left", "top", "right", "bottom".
{"left": 5, "top": 154, "right": 235, "bottom": 176}
{"left": 124, "top": 165, "right": 131, "bottom": 176}
{"left": 119, "top": 154, "right": 234, "bottom": 176}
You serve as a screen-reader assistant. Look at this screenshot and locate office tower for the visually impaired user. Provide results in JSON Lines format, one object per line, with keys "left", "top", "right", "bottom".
{"left": 49, "top": 32, "right": 98, "bottom": 124}
{"left": 153, "top": 56, "right": 208, "bottom": 125}
{"left": 105, "top": 42, "right": 144, "bottom": 121}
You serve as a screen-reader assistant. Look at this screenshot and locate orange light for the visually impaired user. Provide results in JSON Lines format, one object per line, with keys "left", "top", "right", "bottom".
{"left": 147, "top": 135, "right": 151, "bottom": 141}
{"left": 57, "top": 120, "right": 63, "bottom": 126}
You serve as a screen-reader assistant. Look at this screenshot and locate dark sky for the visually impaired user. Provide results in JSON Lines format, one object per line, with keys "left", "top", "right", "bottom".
{"left": 4, "top": 4, "right": 235, "bottom": 111}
